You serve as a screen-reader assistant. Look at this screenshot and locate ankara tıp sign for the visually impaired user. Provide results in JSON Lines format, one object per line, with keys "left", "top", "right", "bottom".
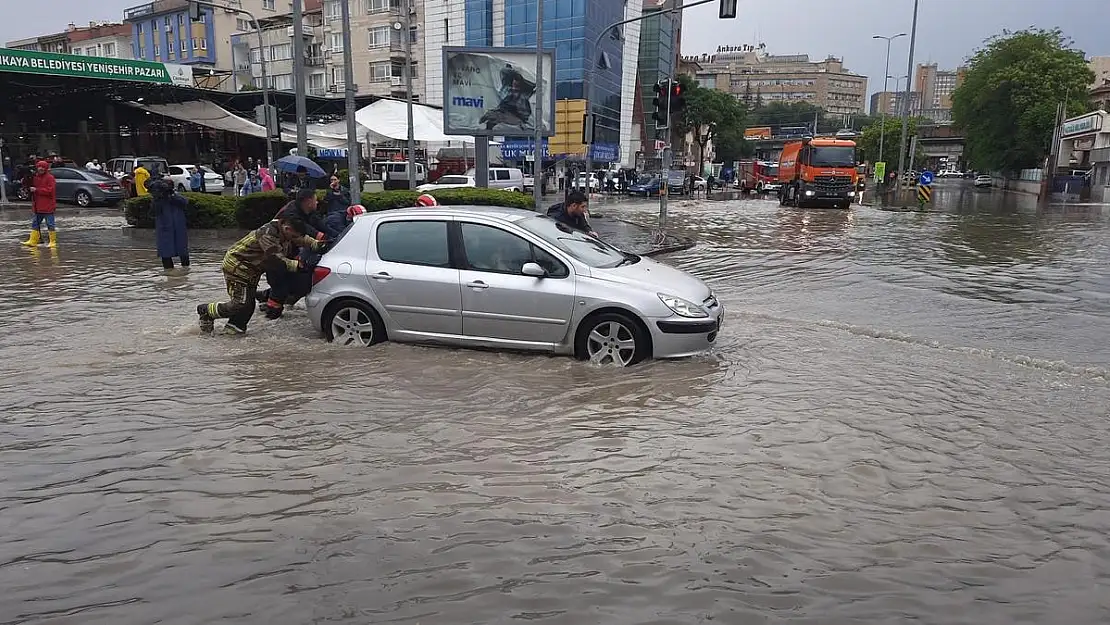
{"left": 0, "top": 48, "right": 193, "bottom": 87}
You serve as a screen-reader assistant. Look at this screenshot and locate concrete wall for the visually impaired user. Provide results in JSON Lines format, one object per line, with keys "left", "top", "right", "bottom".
{"left": 991, "top": 176, "right": 1042, "bottom": 196}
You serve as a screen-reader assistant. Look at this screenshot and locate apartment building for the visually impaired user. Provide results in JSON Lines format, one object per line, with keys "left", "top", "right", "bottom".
{"left": 913, "top": 63, "right": 965, "bottom": 123}
{"left": 688, "top": 46, "right": 868, "bottom": 115}
{"left": 869, "top": 90, "right": 921, "bottom": 116}
{"left": 231, "top": 8, "right": 327, "bottom": 94}
{"left": 68, "top": 23, "right": 133, "bottom": 60}
{"left": 1090, "top": 56, "right": 1110, "bottom": 89}
{"left": 319, "top": 0, "right": 425, "bottom": 101}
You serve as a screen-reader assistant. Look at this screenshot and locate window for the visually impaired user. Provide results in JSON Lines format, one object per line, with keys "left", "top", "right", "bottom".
{"left": 72, "top": 48, "right": 82, "bottom": 55}
{"left": 331, "top": 66, "right": 345, "bottom": 89}
{"left": 137, "top": 24, "right": 143, "bottom": 35}
{"left": 376, "top": 221, "right": 450, "bottom": 267}
{"left": 51, "top": 169, "right": 82, "bottom": 180}
{"left": 308, "top": 72, "right": 325, "bottom": 93}
{"left": 270, "top": 73, "right": 293, "bottom": 90}
{"left": 153, "top": 44, "right": 160, "bottom": 57}
{"left": 262, "top": 0, "right": 276, "bottom": 9}
{"left": 494, "top": 170, "right": 510, "bottom": 181}
{"left": 324, "top": 0, "right": 342, "bottom": 20}
{"left": 367, "top": 0, "right": 401, "bottom": 13}
{"left": 369, "top": 61, "right": 390, "bottom": 82}
{"left": 460, "top": 223, "right": 567, "bottom": 277}
{"left": 328, "top": 32, "right": 344, "bottom": 53}
{"left": 193, "top": 38, "right": 207, "bottom": 51}
{"left": 104, "top": 43, "right": 116, "bottom": 57}
{"left": 164, "top": 16, "right": 172, "bottom": 28}
{"left": 249, "top": 47, "right": 262, "bottom": 63}
{"left": 269, "top": 43, "right": 292, "bottom": 60}
{"left": 236, "top": 18, "right": 251, "bottom": 31}
{"left": 167, "top": 47, "right": 175, "bottom": 59}
{"left": 178, "top": 13, "right": 185, "bottom": 25}
{"left": 368, "top": 25, "right": 390, "bottom": 49}
{"left": 391, "top": 60, "right": 417, "bottom": 79}
{"left": 181, "top": 38, "right": 188, "bottom": 52}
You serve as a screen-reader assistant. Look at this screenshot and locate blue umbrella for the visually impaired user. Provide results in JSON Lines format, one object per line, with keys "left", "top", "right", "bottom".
{"left": 272, "top": 155, "right": 327, "bottom": 178}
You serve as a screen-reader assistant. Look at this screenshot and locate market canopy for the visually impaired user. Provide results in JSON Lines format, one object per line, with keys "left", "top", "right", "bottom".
{"left": 354, "top": 99, "right": 474, "bottom": 144}
{"left": 127, "top": 99, "right": 346, "bottom": 149}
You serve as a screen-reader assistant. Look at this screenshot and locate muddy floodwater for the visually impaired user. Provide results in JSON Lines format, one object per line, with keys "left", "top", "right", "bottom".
{"left": 3, "top": 184, "right": 1110, "bottom": 624}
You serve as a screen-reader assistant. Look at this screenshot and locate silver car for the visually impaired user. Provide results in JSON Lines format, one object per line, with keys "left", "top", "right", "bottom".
{"left": 304, "top": 205, "right": 723, "bottom": 366}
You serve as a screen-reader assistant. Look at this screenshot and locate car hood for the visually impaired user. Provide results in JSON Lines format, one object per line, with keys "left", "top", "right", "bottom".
{"left": 589, "top": 256, "right": 710, "bottom": 302}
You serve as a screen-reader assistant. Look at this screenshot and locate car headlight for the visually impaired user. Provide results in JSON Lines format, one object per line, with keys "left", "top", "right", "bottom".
{"left": 658, "top": 293, "right": 708, "bottom": 318}
{"left": 805, "top": 190, "right": 816, "bottom": 196}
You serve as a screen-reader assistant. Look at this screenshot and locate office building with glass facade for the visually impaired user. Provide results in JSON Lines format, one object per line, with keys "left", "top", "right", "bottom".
{"left": 451, "top": 0, "right": 637, "bottom": 163}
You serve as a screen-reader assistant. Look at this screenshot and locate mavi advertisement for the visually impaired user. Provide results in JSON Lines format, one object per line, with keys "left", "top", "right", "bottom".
{"left": 442, "top": 47, "right": 555, "bottom": 138}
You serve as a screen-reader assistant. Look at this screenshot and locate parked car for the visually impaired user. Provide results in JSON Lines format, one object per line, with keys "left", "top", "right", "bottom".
{"left": 48, "top": 167, "right": 126, "bottom": 207}
{"left": 105, "top": 155, "right": 170, "bottom": 179}
{"left": 522, "top": 173, "right": 535, "bottom": 192}
{"left": 628, "top": 175, "right": 663, "bottom": 197}
{"left": 166, "top": 164, "right": 225, "bottom": 194}
{"left": 575, "top": 172, "right": 601, "bottom": 192}
{"left": 305, "top": 205, "right": 724, "bottom": 367}
{"left": 974, "top": 175, "right": 993, "bottom": 188}
{"left": 417, "top": 174, "right": 476, "bottom": 192}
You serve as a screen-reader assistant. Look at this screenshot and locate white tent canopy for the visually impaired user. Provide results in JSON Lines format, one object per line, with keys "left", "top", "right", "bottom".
{"left": 127, "top": 100, "right": 345, "bottom": 149}
{"left": 354, "top": 99, "right": 474, "bottom": 145}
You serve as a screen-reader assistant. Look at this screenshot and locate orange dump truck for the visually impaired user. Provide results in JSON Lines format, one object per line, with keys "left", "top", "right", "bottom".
{"left": 776, "top": 137, "right": 858, "bottom": 209}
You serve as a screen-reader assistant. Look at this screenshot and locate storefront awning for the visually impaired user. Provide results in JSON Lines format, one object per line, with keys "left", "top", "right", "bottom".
{"left": 354, "top": 99, "right": 475, "bottom": 144}
{"left": 126, "top": 99, "right": 343, "bottom": 149}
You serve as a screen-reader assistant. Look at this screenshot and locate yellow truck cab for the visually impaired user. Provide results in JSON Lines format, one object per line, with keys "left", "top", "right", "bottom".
{"left": 776, "top": 137, "right": 858, "bottom": 209}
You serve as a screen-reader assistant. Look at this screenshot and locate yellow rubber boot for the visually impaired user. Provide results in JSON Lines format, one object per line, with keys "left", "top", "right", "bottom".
{"left": 47, "top": 231, "right": 57, "bottom": 249}
{"left": 21, "top": 230, "right": 41, "bottom": 246}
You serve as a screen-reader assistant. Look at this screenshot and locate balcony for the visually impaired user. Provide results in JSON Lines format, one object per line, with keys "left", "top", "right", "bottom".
{"left": 309, "top": 86, "right": 327, "bottom": 96}
{"left": 305, "top": 56, "right": 325, "bottom": 67}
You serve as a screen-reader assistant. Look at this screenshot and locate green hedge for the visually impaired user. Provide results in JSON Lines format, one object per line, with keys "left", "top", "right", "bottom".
{"left": 124, "top": 188, "right": 536, "bottom": 229}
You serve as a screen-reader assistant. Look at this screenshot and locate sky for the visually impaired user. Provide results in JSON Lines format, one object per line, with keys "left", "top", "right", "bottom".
{"left": 2, "top": 0, "right": 1107, "bottom": 99}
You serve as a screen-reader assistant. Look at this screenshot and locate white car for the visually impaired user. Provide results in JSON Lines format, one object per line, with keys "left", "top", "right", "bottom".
{"left": 576, "top": 173, "right": 601, "bottom": 192}
{"left": 167, "top": 164, "right": 225, "bottom": 194}
{"left": 417, "top": 174, "right": 476, "bottom": 192}
{"left": 974, "top": 175, "right": 992, "bottom": 188}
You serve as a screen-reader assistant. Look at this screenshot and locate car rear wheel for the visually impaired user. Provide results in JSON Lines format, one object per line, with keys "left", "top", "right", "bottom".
{"left": 75, "top": 190, "right": 92, "bottom": 207}
{"left": 576, "top": 312, "right": 649, "bottom": 367}
{"left": 177, "top": 184, "right": 187, "bottom": 192}
{"left": 323, "top": 300, "right": 386, "bottom": 347}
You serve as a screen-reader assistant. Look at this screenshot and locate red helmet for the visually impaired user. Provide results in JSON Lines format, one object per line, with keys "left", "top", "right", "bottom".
{"left": 346, "top": 204, "right": 366, "bottom": 218}
{"left": 415, "top": 193, "right": 438, "bottom": 207}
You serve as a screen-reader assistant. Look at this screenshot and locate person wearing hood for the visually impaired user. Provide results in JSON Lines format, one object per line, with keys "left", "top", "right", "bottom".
{"left": 21, "top": 161, "right": 58, "bottom": 248}
{"left": 149, "top": 174, "right": 190, "bottom": 270}
{"left": 259, "top": 167, "right": 276, "bottom": 192}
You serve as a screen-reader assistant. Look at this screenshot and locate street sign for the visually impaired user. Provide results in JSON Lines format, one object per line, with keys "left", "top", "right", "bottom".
{"left": 919, "top": 170, "right": 934, "bottom": 186}
{"left": 874, "top": 161, "right": 886, "bottom": 182}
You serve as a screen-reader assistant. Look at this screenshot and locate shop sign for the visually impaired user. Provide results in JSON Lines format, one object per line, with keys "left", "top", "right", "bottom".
{"left": 1061, "top": 113, "right": 1102, "bottom": 137}
{"left": 0, "top": 48, "right": 193, "bottom": 86}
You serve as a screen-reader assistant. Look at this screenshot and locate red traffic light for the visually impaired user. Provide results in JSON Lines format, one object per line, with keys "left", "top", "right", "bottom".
{"left": 671, "top": 83, "right": 684, "bottom": 97}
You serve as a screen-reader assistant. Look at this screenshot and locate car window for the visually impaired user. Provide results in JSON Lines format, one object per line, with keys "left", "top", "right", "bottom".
{"left": 438, "top": 176, "right": 468, "bottom": 185}
{"left": 51, "top": 169, "right": 81, "bottom": 180}
{"left": 532, "top": 245, "right": 569, "bottom": 278}
{"left": 460, "top": 223, "right": 534, "bottom": 274}
{"left": 85, "top": 170, "right": 117, "bottom": 181}
{"left": 169, "top": 166, "right": 184, "bottom": 175}
{"left": 495, "top": 170, "right": 510, "bottom": 181}
{"left": 376, "top": 220, "right": 450, "bottom": 267}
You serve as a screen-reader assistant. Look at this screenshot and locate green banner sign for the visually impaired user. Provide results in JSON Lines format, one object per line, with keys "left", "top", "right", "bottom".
{"left": 0, "top": 48, "right": 193, "bottom": 86}
{"left": 874, "top": 161, "right": 886, "bottom": 182}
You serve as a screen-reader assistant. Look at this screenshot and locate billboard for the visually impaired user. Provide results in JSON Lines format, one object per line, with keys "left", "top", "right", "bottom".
{"left": 442, "top": 47, "right": 555, "bottom": 138}
{"left": 744, "top": 126, "right": 772, "bottom": 141}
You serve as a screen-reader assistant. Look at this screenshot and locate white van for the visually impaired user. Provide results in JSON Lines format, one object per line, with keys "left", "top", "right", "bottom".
{"left": 372, "top": 161, "right": 427, "bottom": 190}
{"left": 465, "top": 167, "right": 526, "bottom": 192}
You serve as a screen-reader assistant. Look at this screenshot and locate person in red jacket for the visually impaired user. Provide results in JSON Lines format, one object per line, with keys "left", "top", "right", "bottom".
{"left": 21, "top": 160, "right": 58, "bottom": 248}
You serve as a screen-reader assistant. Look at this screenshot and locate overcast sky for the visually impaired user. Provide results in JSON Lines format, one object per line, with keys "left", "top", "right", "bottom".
{"left": 3, "top": 0, "right": 1107, "bottom": 98}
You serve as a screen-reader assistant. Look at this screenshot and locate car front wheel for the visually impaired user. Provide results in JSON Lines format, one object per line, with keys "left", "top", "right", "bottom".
{"left": 323, "top": 299, "right": 386, "bottom": 347}
{"left": 576, "top": 312, "right": 649, "bottom": 367}
{"left": 75, "top": 190, "right": 92, "bottom": 207}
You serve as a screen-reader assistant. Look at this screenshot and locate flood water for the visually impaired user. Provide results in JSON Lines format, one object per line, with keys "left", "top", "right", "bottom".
{"left": 3, "top": 182, "right": 1110, "bottom": 624}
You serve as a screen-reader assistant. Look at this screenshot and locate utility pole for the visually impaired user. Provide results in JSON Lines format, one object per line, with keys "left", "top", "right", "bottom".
{"left": 403, "top": 1, "right": 416, "bottom": 189}
{"left": 190, "top": 1, "right": 273, "bottom": 168}
{"left": 895, "top": 0, "right": 919, "bottom": 198}
{"left": 292, "top": 0, "right": 308, "bottom": 155}
{"left": 340, "top": 0, "right": 360, "bottom": 194}
{"left": 872, "top": 33, "right": 906, "bottom": 169}
{"left": 531, "top": 0, "right": 545, "bottom": 212}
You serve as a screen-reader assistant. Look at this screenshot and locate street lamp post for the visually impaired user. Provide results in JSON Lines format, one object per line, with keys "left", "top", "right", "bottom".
{"left": 895, "top": 0, "right": 920, "bottom": 198}
{"left": 872, "top": 33, "right": 906, "bottom": 168}
{"left": 340, "top": 0, "right": 360, "bottom": 194}
{"left": 532, "top": 0, "right": 546, "bottom": 212}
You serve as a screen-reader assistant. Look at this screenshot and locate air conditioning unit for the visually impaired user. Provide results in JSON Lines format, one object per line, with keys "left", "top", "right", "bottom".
{"left": 164, "top": 25, "right": 173, "bottom": 32}
{"left": 286, "top": 26, "right": 294, "bottom": 37}
{"left": 390, "top": 76, "right": 403, "bottom": 87}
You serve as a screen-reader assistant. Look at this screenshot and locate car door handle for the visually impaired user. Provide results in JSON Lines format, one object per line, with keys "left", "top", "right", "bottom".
{"left": 370, "top": 272, "right": 393, "bottom": 281}
{"left": 466, "top": 280, "right": 490, "bottom": 290}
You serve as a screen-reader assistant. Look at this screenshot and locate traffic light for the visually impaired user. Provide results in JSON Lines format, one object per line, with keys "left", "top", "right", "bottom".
{"left": 669, "top": 81, "right": 686, "bottom": 114}
{"left": 651, "top": 82, "right": 668, "bottom": 127}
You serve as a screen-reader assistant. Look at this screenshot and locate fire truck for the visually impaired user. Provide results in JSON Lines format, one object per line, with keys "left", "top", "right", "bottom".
{"left": 737, "top": 159, "right": 781, "bottom": 194}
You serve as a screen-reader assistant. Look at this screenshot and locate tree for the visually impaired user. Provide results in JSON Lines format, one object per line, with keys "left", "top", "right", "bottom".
{"left": 856, "top": 116, "right": 926, "bottom": 165}
{"left": 713, "top": 125, "right": 754, "bottom": 164}
{"left": 673, "top": 74, "right": 747, "bottom": 169}
{"left": 952, "top": 28, "right": 1094, "bottom": 173}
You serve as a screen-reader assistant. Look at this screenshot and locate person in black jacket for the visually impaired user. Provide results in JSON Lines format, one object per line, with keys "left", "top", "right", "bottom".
{"left": 320, "top": 174, "right": 351, "bottom": 240}
{"left": 546, "top": 190, "right": 597, "bottom": 237}
{"left": 263, "top": 189, "right": 327, "bottom": 318}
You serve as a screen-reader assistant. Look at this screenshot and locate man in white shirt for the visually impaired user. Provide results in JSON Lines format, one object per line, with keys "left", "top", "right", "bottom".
{"left": 85, "top": 159, "right": 102, "bottom": 171}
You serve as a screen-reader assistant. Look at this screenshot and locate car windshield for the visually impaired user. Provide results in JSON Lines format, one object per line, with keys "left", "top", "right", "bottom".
{"left": 809, "top": 146, "right": 856, "bottom": 168}
{"left": 438, "top": 176, "right": 469, "bottom": 185}
{"left": 637, "top": 175, "right": 655, "bottom": 185}
{"left": 519, "top": 215, "right": 631, "bottom": 269}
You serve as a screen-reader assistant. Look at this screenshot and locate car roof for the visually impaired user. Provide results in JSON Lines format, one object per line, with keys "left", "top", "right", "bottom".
{"left": 372, "top": 204, "right": 539, "bottom": 222}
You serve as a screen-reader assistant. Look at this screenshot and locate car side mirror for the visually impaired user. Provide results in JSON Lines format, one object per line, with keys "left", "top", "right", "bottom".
{"left": 521, "top": 262, "right": 546, "bottom": 278}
